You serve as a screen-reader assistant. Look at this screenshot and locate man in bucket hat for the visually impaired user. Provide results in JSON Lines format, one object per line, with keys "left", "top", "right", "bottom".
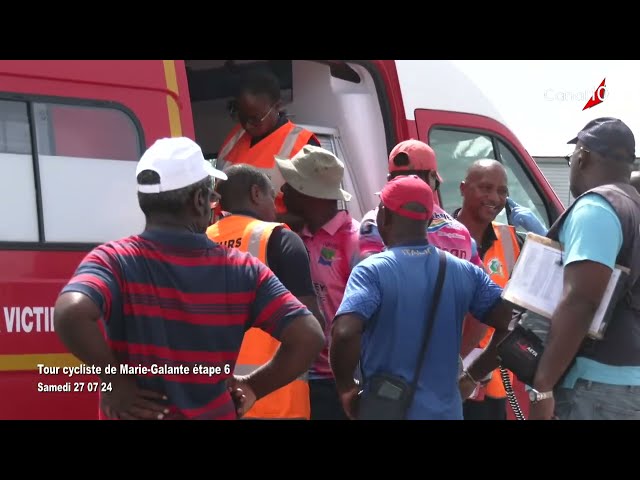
{"left": 276, "top": 145, "right": 361, "bottom": 420}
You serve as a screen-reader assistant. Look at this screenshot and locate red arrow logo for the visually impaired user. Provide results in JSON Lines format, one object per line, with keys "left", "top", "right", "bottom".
{"left": 583, "top": 78, "right": 607, "bottom": 110}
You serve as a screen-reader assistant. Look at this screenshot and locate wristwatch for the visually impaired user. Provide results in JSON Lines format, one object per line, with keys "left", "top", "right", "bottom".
{"left": 528, "top": 388, "right": 553, "bottom": 403}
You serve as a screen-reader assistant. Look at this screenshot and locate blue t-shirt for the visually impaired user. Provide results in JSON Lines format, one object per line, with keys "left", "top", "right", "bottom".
{"left": 335, "top": 243, "right": 503, "bottom": 420}
{"left": 557, "top": 194, "right": 640, "bottom": 387}
{"left": 559, "top": 193, "right": 622, "bottom": 269}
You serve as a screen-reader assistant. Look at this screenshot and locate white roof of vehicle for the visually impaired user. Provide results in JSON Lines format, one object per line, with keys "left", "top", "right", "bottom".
{"left": 395, "top": 60, "right": 507, "bottom": 124}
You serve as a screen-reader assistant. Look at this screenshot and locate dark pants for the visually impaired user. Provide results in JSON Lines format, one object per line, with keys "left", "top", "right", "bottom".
{"left": 463, "top": 397, "right": 507, "bottom": 420}
{"left": 309, "top": 378, "right": 348, "bottom": 420}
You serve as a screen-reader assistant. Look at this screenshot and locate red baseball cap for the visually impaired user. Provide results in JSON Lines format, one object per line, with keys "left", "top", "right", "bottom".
{"left": 388, "top": 139, "right": 443, "bottom": 182}
{"left": 378, "top": 175, "right": 434, "bottom": 221}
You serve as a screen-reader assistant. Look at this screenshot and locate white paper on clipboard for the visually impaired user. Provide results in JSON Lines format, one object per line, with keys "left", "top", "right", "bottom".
{"left": 462, "top": 348, "right": 484, "bottom": 370}
{"left": 502, "top": 233, "right": 629, "bottom": 340}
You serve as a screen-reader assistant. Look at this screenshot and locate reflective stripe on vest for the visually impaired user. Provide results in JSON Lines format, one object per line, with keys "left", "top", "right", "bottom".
{"left": 246, "top": 221, "right": 274, "bottom": 259}
{"left": 493, "top": 224, "right": 517, "bottom": 276}
{"left": 476, "top": 223, "right": 521, "bottom": 400}
{"left": 217, "top": 126, "right": 245, "bottom": 164}
{"left": 277, "top": 125, "right": 305, "bottom": 158}
{"left": 234, "top": 363, "right": 309, "bottom": 382}
{"left": 207, "top": 215, "right": 288, "bottom": 265}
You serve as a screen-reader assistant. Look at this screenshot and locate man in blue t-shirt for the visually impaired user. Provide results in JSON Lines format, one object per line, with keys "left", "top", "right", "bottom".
{"left": 330, "top": 175, "right": 513, "bottom": 420}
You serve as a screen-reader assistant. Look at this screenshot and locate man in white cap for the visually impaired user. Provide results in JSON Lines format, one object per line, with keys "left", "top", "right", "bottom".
{"left": 276, "top": 145, "right": 360, "bottom": 420}
{"left": 53, "top": 137, "right": 324, "bottom": 421}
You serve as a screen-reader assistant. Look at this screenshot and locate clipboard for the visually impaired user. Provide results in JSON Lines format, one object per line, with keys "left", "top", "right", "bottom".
{"left": 502, "top": 233, "right": 630, "bottom": 340}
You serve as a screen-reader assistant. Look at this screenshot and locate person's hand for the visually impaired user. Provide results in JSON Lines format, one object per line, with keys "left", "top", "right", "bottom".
{"left": 338, "top": 385, "right": 360, "bottom": 420}
{"left": 226, "top": 376, "right": 257, "bottom": 418}
{"left": 458, "top": 374, "right": 478, "bottom": 401}
{"left": 506, "top": 198, "right": 547, "bottom": 235}
{"left": 101, "top": 376, "right": 169, "bottom": 420}
{"left": 528, "top": 397, "right": 556, "bottom": 420}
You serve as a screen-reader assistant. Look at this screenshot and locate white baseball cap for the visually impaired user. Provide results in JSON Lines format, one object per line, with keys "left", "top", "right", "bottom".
{"left": 136, "top": 137, "right": 227, "bottom": 194}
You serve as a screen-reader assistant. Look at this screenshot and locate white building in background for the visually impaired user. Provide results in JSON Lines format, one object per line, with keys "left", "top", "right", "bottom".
{"left": 535, "top": 156, "right": 640, "bottom": 208}
{"left": 533, "top": 156, "right": 572, "bottom": 207}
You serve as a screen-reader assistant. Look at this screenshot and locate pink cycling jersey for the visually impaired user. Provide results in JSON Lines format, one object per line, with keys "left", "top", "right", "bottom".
{"left": 359, "top": 204, "right": 483, "bottom": 267}
{"left": 300, "top": 210, "right": 361, "bottom": 380}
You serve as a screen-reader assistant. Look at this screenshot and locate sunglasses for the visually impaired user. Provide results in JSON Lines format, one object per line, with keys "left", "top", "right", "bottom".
{"left": 565, "top": 146, "right": 590, "bottom": 167}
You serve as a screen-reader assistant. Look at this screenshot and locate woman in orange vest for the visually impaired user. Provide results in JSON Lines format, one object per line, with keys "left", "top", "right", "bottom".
{"left": 215, "top": 69, "right": 320, "bottom": 227}
{"left": 206, "top": 164, "right": 325, "bottom": 419}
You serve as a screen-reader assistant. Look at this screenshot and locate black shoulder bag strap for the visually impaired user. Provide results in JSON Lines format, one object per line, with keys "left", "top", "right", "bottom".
{"left": 404, "top": 248, "right": 448, "bottom": 418}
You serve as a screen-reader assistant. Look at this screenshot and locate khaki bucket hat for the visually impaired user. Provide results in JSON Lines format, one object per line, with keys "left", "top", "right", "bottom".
{"left": 275, "top": 145, "right": 352, "bottom": 202}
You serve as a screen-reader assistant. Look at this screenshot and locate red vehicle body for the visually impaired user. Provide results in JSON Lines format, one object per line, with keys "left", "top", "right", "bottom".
{"left": 0, "top": 60, "right": 563, "bottom": 419}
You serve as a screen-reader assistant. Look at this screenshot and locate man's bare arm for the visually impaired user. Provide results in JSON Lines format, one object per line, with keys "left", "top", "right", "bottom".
{"left": 54, "top": 292, "right": 168, "bottom": 419}
{"left": 460, "top": 314, "right": 489, "bottom": 358}
{"left": 466, "top": 300, "right": 512, "bottom": 382}
{"left": 245, "top": 314, "right": 324, "bottom": 400}
{"left": 297, "top": 295, "right": 326, "bottom": 331}
{"left": 54, "top": 292, "right": 122, "bottom": 375}
{"left": 330, "top": 314, "right": 363, "bottom": 392}
{"left": 533, "top": 261, "right": 611, "bottom": 392}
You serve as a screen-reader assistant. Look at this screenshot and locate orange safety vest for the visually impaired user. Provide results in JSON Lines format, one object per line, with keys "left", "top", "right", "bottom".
{"left": 477, "top": 222, "right": 521, "bottom": 399}
{"left": 206, "top": 214, "right": 310, "bottom": 419}
{"left": 216, "top": 120, "right": 316, "bottom": 214}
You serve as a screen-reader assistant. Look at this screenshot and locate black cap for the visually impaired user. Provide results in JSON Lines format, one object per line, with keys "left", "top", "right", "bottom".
{"left": 568, "top": 117, "right": 636, "bottom": 162}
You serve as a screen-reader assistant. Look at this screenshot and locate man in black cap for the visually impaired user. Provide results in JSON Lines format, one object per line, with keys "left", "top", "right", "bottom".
{"left": 528, "top": 117, "right": 640, "bottom": 420}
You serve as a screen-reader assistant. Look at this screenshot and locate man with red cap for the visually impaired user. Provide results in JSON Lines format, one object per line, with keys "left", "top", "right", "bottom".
{"left": 330, "top": 176, "right": 513, "bottom": 419}
{"left": 359, "top": 139, "right": 482, "bottom": 266}
{"left": 359, "top": 139, "right": 488, "bottom": 386}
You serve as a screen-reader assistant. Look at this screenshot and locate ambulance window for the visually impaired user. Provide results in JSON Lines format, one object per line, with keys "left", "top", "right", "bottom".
{"left": 429, "top": 129, "right": 495, "bottom": 215}
{"left": 0, "top": 100, "right": 39, "bottom": 242}
{"left": 496, "top": 139, "right": 549, "bottom": 229}
{"left": 33, "top": 103, "right": 144, "bottom": 243}
{"left": 429, "top": 128, "right": 549, "bottom": 229}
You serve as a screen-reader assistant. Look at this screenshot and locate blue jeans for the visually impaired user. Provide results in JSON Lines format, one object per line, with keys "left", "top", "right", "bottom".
{"left": 555, "top": 379, "right": 640, "bottom": 420}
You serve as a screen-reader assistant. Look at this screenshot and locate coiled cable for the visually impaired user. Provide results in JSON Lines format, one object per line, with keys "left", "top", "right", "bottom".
{"left": 500, "top": 366, "right": 525, "bottom": 420}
